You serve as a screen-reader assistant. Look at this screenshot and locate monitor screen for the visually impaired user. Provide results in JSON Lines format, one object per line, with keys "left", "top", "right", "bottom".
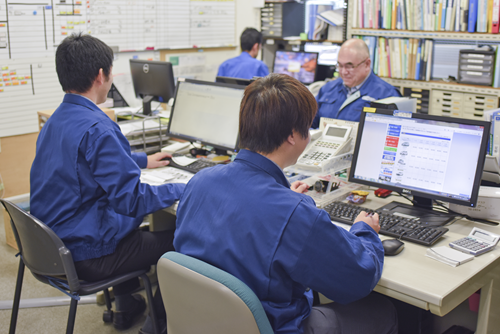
{"left": 304, "top": 43, "right": 340, "bottom": 66}
{"left": 215, "top": 76, "right": 252, "bottom": 86}
{"left": 130, "top": 59, "right": 175, "bottom": 115}
{"left": 350, "top": 109, "right": 490, "bottom": 209}
{"left": 167, "top": 79, "right": 245, "bottom": 152}
{"left": 272, "top": 51, "right": 318, "bottom": 84}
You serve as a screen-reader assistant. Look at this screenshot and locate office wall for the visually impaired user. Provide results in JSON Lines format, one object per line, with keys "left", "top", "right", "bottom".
{"left": 0, "top": 0, "right": 261, "bottom": 198}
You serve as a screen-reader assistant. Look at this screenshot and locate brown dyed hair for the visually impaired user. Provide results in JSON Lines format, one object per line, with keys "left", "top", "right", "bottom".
{"left": 239, "top": 74, "right": 317, "bottom": 154}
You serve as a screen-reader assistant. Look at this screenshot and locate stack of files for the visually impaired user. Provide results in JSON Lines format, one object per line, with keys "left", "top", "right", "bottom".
{"left": 356, "top": 36, "right": 433, "bottom": 81}
{"left": 402, "top": 87, "right": 430, "bottom": 113}
{"left": 311, "top": 7, "right": 344, "bottom": 41}
{"left": 350, "top": 0, "right": 500, "bottom": 33}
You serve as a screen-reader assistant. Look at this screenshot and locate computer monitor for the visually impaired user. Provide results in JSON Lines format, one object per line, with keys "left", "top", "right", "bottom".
{"left": 272, "top": 51, "right": 318, "bottom": 84}
{"left": 167, "top": 79, "right": 245, "bottom": 153}
{"left": 349, "top": 109, "right": 490, "bottom": 225}
{"left": 215, "top": 76, "right": 252, "bottom": 86}
{"left": 130, "top": 59, "right": 176, "bottom": 116}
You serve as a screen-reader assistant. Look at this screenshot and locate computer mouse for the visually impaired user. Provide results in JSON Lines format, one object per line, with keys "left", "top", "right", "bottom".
{"left": 382, "top": 239, "right": 405, "bottom": 256}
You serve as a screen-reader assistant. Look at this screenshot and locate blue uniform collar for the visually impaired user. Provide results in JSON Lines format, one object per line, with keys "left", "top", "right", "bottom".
{"left": 63, "top": 93, "right": 101, "bottom": 111}
{"left": 339, "top": 71, "right": 376, "bottom": 96}
{"left": 239, "top": 52, "right": 253, "bottom": 60}
{"left": 235, "top": 149, "right": 290, "bottom": 188}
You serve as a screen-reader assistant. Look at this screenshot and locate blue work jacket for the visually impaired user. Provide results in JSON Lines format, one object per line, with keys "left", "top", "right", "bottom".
{"left": 175, "top": 149, "right": 384, "bottom": 334}
{"left": 30, "top": 94, "right": 185, "bottom": 262}
{"left": 217, "top": 52, "right": 269, "bottom": 80}
{"left": 312, "top": 72, "right": 401, "bottom": 127}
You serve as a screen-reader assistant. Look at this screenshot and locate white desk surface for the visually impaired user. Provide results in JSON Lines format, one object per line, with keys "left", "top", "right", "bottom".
{"left": 355, "top": 193, "right": 500, "bottom": 333}
{"left": 145, "top": 166, "right": 500, "bottom": 333}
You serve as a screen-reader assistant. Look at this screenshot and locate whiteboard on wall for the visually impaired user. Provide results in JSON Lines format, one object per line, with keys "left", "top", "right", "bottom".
{"left": 0, "top": 0, "right": 236, "bottom": 137}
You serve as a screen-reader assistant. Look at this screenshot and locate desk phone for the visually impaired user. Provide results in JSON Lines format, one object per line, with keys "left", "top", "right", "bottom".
{"left": 449, "top": 227, "right": 500, "bottom": 256}
{"left": 296, "top": 124, "right": 352, "bottom": 172}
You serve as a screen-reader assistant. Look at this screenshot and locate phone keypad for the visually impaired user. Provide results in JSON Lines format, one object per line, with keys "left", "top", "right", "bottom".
{"left": 299, "top": 150, "right": 332, "bottom": 165}
{"left": 314, "top": 141, "right": 340, "bottom": 149}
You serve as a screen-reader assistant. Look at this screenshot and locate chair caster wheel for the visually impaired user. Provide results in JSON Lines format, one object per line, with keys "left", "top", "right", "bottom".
{"left": 103, "top": 310, "right": 113, "bottom": 323}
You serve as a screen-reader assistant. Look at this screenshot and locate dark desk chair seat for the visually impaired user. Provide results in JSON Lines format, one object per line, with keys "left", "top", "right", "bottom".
{"left": 1, "top": 199, "right": 160, "bottom": 334}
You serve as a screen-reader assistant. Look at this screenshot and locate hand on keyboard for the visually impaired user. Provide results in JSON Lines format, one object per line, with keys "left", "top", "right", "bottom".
{"left": 355, "top": 211, "right": 380, "bottom": 234}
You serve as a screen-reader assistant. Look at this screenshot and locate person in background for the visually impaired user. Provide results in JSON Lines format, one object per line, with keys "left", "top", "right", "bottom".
{"left": 217, "top": 27, "right": 269, "bottom": 80}
{"left": 174, "top": 74, "right": 398, "bottom": 334}
{"left": 30, "top": 33, "right": 184, "bottom": 334}
{"left": 312, "top": 38, "right": 401, "bottom": 127}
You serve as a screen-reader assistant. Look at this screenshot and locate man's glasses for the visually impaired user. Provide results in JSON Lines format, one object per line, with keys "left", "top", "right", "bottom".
{"left": 336, "top": 58, "right": 368, "bottom": 71}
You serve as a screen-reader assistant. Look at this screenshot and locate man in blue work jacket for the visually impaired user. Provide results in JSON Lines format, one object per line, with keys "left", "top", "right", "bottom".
{"left": 174, "top": 74, "right": 398, "bottom": 334}
{"left": 30, "top": 33, "right": 184, "bottom": 334}
{"left": 217, "top": 27, "right": 269, "bottom": 80}
{"left": 312, "top": 38, "right": 401, "bottom": 128}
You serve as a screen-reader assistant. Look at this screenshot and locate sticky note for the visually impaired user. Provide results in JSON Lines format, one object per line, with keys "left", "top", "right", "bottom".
{"left": 17, "top": 76, "right": 23, "bottom": 80}
{"left": 62, "top": 32, "right": 68, "bottom": 35}
{"left": 1, "top": 66, "right": 7, "bottom": 70}
{"left": 12, "top": 81, "right": 19, "bottom": 86}
{"left": 9, "top": 71, "right": 16, "bottom": 75}
{"left": 25, "top": 76, "right": 31, "bottom": 79}
{"left": 0, "top": 89, "right": 3, "bottom": 92}
{"left": 5, "top": 82, "right": 11, "bottom": 86}
{"left": 10, "top": 76, "right": 16, "bottom": 80}
{"left": 74, "top": 9, "right": 81, "bottom": 14}
{"left": 21, "top": 81, "right": 27, "bottom": 85}
{"left": 0, "top": 24, "right": 5, "bottom": 27}
{"left": 2, "top": 73, "right": 8, "bottom": 76}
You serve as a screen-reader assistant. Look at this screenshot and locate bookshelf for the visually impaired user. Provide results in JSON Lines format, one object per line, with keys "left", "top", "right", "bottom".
{"left": 346, "top": 0, "right": 500, "bottom": 118}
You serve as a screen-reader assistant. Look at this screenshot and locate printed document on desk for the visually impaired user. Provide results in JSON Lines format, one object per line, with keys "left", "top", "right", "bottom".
{"left": 141, "top": 168, "right": 194, "bottom": 185}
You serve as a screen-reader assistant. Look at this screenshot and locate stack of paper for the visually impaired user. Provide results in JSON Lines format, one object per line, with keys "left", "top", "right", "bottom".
{"left": 426, "top": 246, "right": 474, "bottom": 267}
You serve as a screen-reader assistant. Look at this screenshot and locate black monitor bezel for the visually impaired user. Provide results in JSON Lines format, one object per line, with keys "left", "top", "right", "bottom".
{"left": 129, "top": 59, "right": 175, "bottom": 102}
{"left": 215, "top": 76, "right": 252, "bottom": 86}
{"left": 348, "top": 109, "right": 491, "bottom": 208}
{"left": 272, "top": 50, "right": 319, "bottom": 85}
{"left": 167, "top": 78, "right": 245, "bottom": 153}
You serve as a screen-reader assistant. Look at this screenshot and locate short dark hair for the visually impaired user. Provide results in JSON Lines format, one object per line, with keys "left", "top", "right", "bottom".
{"left": 56, "top": 33, "right": 113, "bottom": 93}
{"left": 240, "top": 28, "right": 263, "bottom": 52}
{"left": 239, "top": 74, "right": 317, "bottom": 154}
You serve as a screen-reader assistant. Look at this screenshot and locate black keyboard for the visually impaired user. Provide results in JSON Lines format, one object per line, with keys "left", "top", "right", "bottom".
{"left": 167, "top": 159, "right": 219, "bottom": 174}
{"left": 324, "top": 201, "right": 449, "bottom": 246}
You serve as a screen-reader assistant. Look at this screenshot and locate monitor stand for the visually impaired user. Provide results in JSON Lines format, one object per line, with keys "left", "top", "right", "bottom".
{"left": 377, "top": 196, "right": 457, "bottom": 227}
{"left": 142, "top": 95, "right": 154, "bottom": 116}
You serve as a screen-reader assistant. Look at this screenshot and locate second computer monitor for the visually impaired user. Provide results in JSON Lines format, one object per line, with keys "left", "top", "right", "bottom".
{"left": 130, "top": 59, "right": 176, "bottom": 115}
{"left": 167, "top": 79, "right": 245, "bottom": 152}
{"left": 349, "top": 109, "right": 490, "bottom": 222}
{"left": 215, "top": 76, "right": 252, "bottom": 86}
{"left": 272, "top": 51, "right": 318, "bottom": 85}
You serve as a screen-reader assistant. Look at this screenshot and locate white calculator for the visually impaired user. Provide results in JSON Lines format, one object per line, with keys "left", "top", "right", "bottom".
{"left": 449, "top": 227, "right": 500, "bottom": 256}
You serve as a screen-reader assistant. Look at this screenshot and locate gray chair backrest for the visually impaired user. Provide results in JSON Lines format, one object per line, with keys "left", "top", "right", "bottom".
{"left": 157, "top": 251, "right": 274, "bottom": 334}
{"left": 0, "top": 199, "right": 80, "bottom": 292}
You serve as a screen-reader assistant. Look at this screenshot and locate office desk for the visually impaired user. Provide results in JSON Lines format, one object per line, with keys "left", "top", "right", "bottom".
{"left": 145, "top": 166, "right": 500, "bottom": 333}
{"left": 357, "top": 194, "right": 500, "bottom": 334}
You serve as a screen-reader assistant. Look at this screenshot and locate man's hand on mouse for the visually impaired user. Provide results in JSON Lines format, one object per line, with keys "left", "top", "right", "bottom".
{"left": 147, "top": 152, "right": 172, "bottom": 169}
{"left": 355, "top": 211, "right": 380, "bottom": 233}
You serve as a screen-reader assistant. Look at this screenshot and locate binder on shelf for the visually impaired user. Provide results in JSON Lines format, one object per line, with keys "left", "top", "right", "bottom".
{"left": 461, "top": 0, "right": 470, "bottom": 30}
{"left": 468, "top": 0, "right": 478, "bottom": 32}
{"left": 493, "top": 0, "right": 500, "bottom": 32}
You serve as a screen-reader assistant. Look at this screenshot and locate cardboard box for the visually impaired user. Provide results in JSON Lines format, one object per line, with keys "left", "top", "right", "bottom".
{"left": 449, "top": 186, "right": 500, "bottom": 221}
{"left": 1, "top": 193, "right": 30, "bottom": 251}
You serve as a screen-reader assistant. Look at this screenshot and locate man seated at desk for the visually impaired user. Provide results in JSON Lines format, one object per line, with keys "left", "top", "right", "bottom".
{"left": 30, "top": 33, "right": 184, "bottom": 334}
{"left": 217, "top": 27, "right": 269, "bottom": 80}
{"left": 312, "top": 38, "right": 401, "bottom": 128}
{"left": 174, "top": 74, "right": 398, "bottom": 334}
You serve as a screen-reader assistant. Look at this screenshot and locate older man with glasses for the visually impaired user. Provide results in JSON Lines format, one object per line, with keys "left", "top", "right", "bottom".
{"left": 311, "top": 38, "right": 401, "bottom": 128}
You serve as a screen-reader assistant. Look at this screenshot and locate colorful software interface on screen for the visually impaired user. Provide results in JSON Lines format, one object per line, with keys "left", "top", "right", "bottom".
{"left": 273, "top": 51, "right": 318, "bottom": 84}
{"left": 352, "top": 113, "right": 486, "bottom": 202}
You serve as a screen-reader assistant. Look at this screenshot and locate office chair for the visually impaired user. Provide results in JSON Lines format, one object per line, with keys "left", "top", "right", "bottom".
{"left": 1, "top": 199, "right": 160, "bottom": 334}
{"left": 157, "top": 251, "right": 274, "bottom": 334}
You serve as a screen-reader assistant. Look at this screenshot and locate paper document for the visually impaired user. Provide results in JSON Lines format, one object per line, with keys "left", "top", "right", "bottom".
{"left": 119, "top": 120, "right": 163, "bottom": 136}
{"left": 426, "top": 246, "right": 474, "bottom": 267}
{"left": 172, "top": 156, "right": 198, "bottom": 166}
{"left": 141, "top": 167, "right": 194, "bottom": 185}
